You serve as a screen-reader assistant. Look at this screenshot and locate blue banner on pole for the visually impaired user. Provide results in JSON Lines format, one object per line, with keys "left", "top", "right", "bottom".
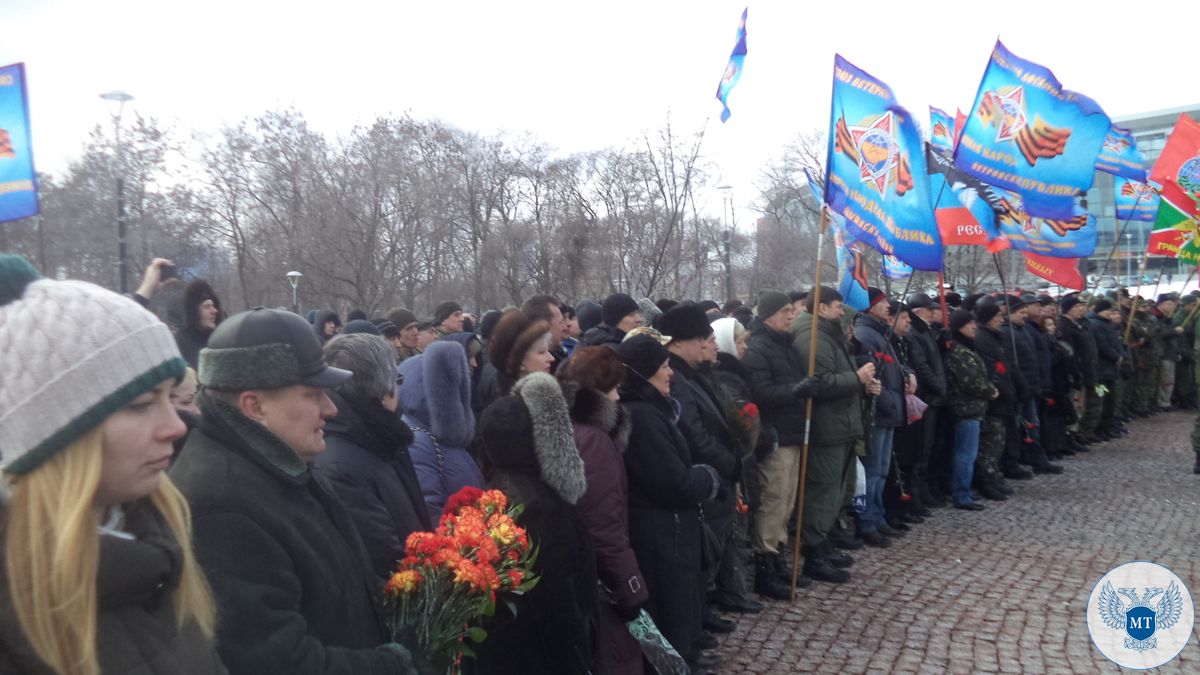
{"left": 953, "top": 41, "right": 1110, "bottom": 220}
{"left": 0, "top": 62, "right": 38, "bottom": 223}
{"left": 929, "top": 106, "right": 955, "bottom": 155}
{"left": 1114, "top": 176, "right": 1159, "bottom": 222}
{"left": 883, "top": 254, "right": 913, "bottom": 279}
{"left": 825, "top": 55, "right": 942, "bottom": 271}
{"left": 715, "top": 8, "right": 748, "bottom": 123}
{"left": 987, "top": 187, "right": 1097, "bottom": 257}
{"left": 1094, "top": 125, "right": 1148, "bottom": 182}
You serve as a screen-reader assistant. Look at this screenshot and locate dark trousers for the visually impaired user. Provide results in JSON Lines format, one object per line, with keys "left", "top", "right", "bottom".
{"left": 1000, "top": 414, "right": 1023, "bottom": 473}
{"left": 886, "top": 421, "right": 922, "bottom": 518}
{"left": 1096, "top": 378, "right": 1118, "bottom": 433}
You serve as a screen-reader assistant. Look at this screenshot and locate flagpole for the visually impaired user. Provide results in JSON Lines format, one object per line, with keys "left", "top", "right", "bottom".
{"left": 1124, "top": 254, "right": 1151, "bottom": 345}
{"left": 1089, "top": 188, "right": 1153, "bottom": 297}
{"left": 790, "top": 207, "right": 828, "bottom": 600}
{"left": 937, "top": 271, "right": 950, "bottom": 327}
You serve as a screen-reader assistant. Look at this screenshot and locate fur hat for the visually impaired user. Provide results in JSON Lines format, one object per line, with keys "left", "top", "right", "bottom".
{"left": 183, "top": 279, "right": 223, "bottom": 331}
{"left": 0, "top": 255, "right": 185, "bottom": 475}
{"left": 479, "top": 372, "right": 587, "bottom": 504}
{"left": 557, "top": 346, "right": 626, "bottom": 394}
{"left": 488, "top": 309, "right": 551, "bottom": 394}
{"left": 637, "top": 297, "right": 662, "bottom": 328}
{"left": 201, "top": 308, "right": 352, "bottom": 391}
{"left": 656, "top": 304, "right": 714, "bottom": 342}
{"left": 602, "top": 293, "right": 640, "bottom": 327}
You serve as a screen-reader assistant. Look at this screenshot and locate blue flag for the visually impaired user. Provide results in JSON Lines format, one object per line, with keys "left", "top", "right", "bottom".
{"left": 953, "top": 40, "right": 1110, "bottom": 220}
{"left": 986, "top": 187, "right": 1097, "bottom": 257}
{"left": 883, "top": 255, "right": 913, "bottom": 279}
{"left": 715, "top": 8, "right": 748, "bottom": 123}
{"left": 1114, "top": 176, "right": 1159, "bottom": 222}
{"left": 825, "top": 55, "right": 942, "bottom": 271}
{"left": 929, "top": 106, "right": 955, "bottom": 155}
{"left": 838, "top": 242, "right": 871, "bottom": 311}
{"left": 0, "top": 63, "right": 38, "bottom": 223}
{"left": 1094, "top": 125, "right": 1148, "bottom": 182}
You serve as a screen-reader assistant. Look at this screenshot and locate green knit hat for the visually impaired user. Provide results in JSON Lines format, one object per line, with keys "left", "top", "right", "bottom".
{"left": 756, "top": 289, "right": 791, "bottom": 321}
{"left": 0, "top": 254, "right": 185, "bottom": 475}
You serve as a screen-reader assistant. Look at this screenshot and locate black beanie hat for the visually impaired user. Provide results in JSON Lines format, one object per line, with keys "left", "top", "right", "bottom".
{"left": 1093, "top": 299, "right": 1114, "bottom": 313}
{"left": 975, "top": 301, "right": 1002, "bottom": 326}
{"left": 945, "top": 291, "right": 963, "bottom": 308}
{"left": 576, "top": 301, "right": 602, "bottom": 334}
{"left": 343, "top": 319, "right": 382, "bottom": 336}
{"left": 434, "top": 301, "right": 462, "bottom": 325}
{"left": 386, "top": 308, "right": 419, "bottom": 330}
{"left": 617, "top": 334, "right": 670, "bottom": 381}
{"left": 657, "top": 305, "right": 714, "bottom": 342}
{"left": 1061, "top": 295, "right": 1082, "bottom": 314}
{"left": 950, "top": 309, "right": 976, "bottom": 333}
{"left": 906, "top": 293, "right": 934, "bottom": 310}
{"left": 867, "top": 287, "right": 887, "bottom": 309}
{"left": 602, "top": 293, "right": 640, "bottom": 327}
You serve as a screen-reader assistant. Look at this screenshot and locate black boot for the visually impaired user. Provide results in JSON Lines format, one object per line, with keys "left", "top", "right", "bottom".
{"left": 801, "top": 546, "right": 850, "bottom": 584}
{"left": 978, "top": 483, "right": 1008, "bottom": 501}
{"left": 819, "top": 541, "right": 854, "bottom": 568}
{"left": 1194, "top": 451, "right": 1200, "bottom": 475}
{"left": 754, "top": 553, "right": 800, "bottom": 600}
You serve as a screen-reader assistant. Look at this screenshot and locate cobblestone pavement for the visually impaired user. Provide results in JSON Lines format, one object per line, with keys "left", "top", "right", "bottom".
{"left": 716, "top": 411, "right": 1200, "bottom": 674}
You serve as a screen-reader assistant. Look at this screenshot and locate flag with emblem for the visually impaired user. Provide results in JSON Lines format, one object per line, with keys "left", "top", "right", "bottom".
{"left": 1094, "top": 125, "right": 1148, "bottom": 181}
{"left": 0, "top": 62, "right": 38, "bottom": 223}
{"left": 984, "top": 186, "right": 1096, "bottom": 257}
{"left": 839, "top": 242, "right": 872, "bottom": 311}
{"left": 1114, "top": 176, "right": 1159, "bottom": 222}
{"left": 825, "top": 55, "right": 941, "bottom": 270}
{"left": 715, "top": 8, "right": 748, "bottom": 123}
{"left": 1147, "top": 181, "right": 1200, "bottom": 262}
{"left": 1023, "top": 251, "right": 1084, "bottom": 291}
{"left": 883, "top": 255, "right": 913, "bottom": 279}
{"left": 930, "top": 106, "right": 955, "bottom": 154}
{"left": 954, "top": 41, "right": 1110, "bottom": 220}
{"left": 1149, "top": 114, "right": 1200, "bottom": 197}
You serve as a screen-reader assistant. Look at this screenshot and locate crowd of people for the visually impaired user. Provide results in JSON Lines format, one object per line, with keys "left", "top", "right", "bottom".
{"left": 0, "top": 252, "right": 1195, "bottom": 675}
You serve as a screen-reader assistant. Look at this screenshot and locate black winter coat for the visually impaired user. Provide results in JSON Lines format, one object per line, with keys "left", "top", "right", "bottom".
{"left": 1024, "top": 321, "right": 1054, "bottom": 396}
{"left": 313, "top": 391, "right": 433, "bottom": 580}
{"left": 171, "top": 393, "right": 415, "bottom": 675}
{"left": 1087, "top": 313, "right": 1124, "bottom": 382}
{"left": 1000, "top": 321, "right": 1038, "bottom": 400}
{"left": 742, "top": 318, "right": 808, "bottom": 445}
{"left": 0, "top": 500, "right": 227, "bottom": 675}
{"left": 176, "top": 326, "right": 213, "bottom": 371}
{"left": 906, "top": 314, "right": 948, "bottom": 405}
{"left": 668, "top": 355, "right": 741, "bottom": 483}
{"left": 475, "top": 375, "right": 599, "bottom": 675}
{"left": 974, "top": 325, "right": 1017, "bottom": 416}
{"left": 581, "top": 323, "right": 625, "bottom": 349}
{"left": 1058, "top": 316, "right": 1098, "bottom": 387}
{"left": 853, "top": 313, "right": 907, "bottom": 428}
{"left": 619, "top": 378, "right": 718, "bottom": 662}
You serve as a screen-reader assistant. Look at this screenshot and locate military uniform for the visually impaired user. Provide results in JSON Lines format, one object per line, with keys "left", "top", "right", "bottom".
{"left": 1174, "top": 298, "right": 1198, "bottom": 409}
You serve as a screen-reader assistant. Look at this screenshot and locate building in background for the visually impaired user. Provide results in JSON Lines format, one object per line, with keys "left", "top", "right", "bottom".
{"left": 1086, "top": 104, "right": 1200, "bottom": 284}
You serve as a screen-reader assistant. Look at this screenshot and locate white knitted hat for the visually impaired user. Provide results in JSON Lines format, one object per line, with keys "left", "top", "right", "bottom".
{"left": 0, "top": 255, "right": 185, "bottom": 475}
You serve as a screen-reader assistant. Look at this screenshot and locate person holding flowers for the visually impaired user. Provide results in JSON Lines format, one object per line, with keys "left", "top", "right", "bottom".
{"left": 473, "top": 372, "right": 598, "bottom": 673}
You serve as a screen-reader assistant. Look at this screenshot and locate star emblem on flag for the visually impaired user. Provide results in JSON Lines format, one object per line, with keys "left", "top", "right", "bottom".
{"left": 992, "top": 87, "right": 1026, "bottom": 143}
{"left": 849, "top": 111, "right": 899, "bottom": 195}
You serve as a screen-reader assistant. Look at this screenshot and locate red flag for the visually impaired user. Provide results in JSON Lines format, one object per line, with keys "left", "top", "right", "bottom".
{"left": 953, "top": 108, "right": 967, "bottom": 148}
{"left": 1149, "top": 114, "right": 1200, "bottom": 195}
{"left": 1023, "top": 251, "right": 1083, "bottom": 290}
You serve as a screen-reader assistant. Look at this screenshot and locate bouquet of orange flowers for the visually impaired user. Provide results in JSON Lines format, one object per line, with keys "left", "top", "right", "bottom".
{"left": 383, "top": 486, "right": 539, "bottom": 672}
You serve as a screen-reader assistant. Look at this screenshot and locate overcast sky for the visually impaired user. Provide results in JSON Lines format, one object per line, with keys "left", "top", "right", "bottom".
{"left": 4, "top": 0, "right": 1198, "bottom": 223}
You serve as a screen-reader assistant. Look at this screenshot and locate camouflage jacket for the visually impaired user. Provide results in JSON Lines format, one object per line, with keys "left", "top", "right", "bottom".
{"left": 945, "top": 335, "right": 995, "bottom": 421}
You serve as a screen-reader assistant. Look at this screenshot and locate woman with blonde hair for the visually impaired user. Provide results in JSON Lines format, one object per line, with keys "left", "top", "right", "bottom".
{"left": 0, "top": 254, "right": 224, "bottom": 674}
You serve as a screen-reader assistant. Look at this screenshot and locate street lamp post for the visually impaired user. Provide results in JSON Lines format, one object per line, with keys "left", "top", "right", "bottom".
{"left": 100, "top": 90, "right": 134, "bottom": 294}
{"left": 286, "top": 271, "right": 303, "bottom": 314}
{"left": 717, "top": 184, "right": 733, "bottom": 301}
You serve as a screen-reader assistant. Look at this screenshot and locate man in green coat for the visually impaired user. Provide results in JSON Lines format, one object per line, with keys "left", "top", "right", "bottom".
{"left": 791, "top": 286, "right": 881, "bottom": 558}
{"left": 943, "top": 310, "right": 998, "bottom": 510}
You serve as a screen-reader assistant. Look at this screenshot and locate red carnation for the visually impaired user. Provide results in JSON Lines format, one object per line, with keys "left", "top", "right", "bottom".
{"left": 742, "top": 402, "right": 759, "bottom": 418}
{"left": 994, "top": 362, "right": 1007, "bottom": 375}
{"left": 443, "top": 486, "right": 484, "bottom": 517}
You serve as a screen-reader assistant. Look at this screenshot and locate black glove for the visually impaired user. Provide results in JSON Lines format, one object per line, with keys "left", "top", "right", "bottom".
{"left": 791, "top": 376, "right": 820, "bottom": 399}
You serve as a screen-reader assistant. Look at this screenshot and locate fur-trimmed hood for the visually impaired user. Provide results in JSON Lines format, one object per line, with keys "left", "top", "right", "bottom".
{"left": 397, "top": 341, "right": 475, "bottom": 448}
{"left": 559, "top": 381, "right": 632, "bottom": 450}
{"left": 478, "top": 372, "right": 587, "bottom": 504}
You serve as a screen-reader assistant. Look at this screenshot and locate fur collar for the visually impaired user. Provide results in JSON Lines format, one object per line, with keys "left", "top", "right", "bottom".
{"left": 560, "top": 382, "right": 632, "bottom": 450}
{"left": 197, "top": 390, "right": 308, "bottom": 482}
{"left": 513, "top": 373, "right": 588, "bottom": 504}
